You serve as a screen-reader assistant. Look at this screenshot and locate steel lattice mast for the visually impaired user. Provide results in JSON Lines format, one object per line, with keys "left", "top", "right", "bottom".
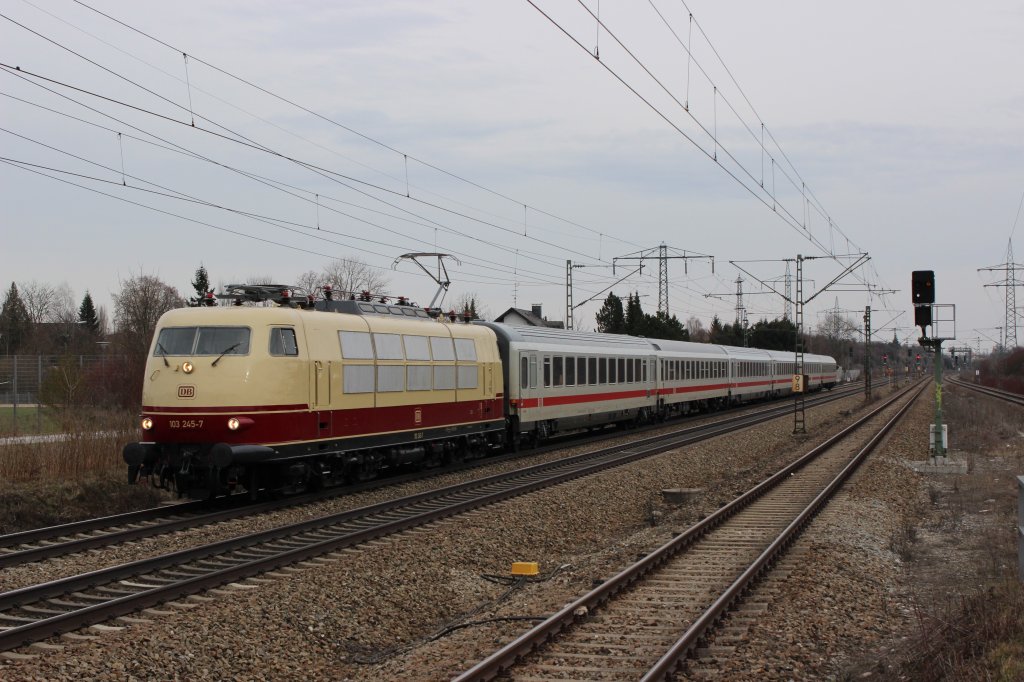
{"left": 978, "top": 239, "right": 1023, "bottom": 350}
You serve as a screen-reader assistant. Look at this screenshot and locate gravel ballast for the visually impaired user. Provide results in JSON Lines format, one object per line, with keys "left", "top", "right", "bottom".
{"left": 8, "top": 383, "right": 1014, "bottom": 681}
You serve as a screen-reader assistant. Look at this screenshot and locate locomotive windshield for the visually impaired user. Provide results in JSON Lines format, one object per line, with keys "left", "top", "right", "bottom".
{"left": 155, "top": 326, "right": 251, "bottom": 356}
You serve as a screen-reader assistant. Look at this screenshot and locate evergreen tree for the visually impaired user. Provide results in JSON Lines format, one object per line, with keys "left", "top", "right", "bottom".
{"left": 595, "top": 292, "right": 625, "bottom": 333}
{"left": 748, "top": 317, "right": 797, "bottom": 351}
{"left": 708, "top": 315, "right": 724, "bottom": 343}
{"left": 624, "top": 292, "right": 646, "bottom": 336}
{"left": 646, "top": 311, "right": 690, "bottom": 341}
{"left": 0, "top": 282, "right": 31, "bottom": 355}
{"left": 78, "top": 291, "right": 100, "bottom": 335}
{"left": 191, "top": 264, "right": 211, "bottom": 302}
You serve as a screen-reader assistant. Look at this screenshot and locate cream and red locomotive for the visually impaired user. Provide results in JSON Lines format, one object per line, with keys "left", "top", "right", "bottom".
{"left": 124, "top": 286, "right": 838, "bottom": 497}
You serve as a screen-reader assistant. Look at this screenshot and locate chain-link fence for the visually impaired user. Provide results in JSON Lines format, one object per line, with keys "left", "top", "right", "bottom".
{"left": 0, "top": 355, "right": 131, "bottom": 433}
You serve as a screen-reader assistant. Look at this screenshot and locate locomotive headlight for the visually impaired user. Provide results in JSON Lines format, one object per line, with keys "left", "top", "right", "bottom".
{"left": 182, "top": 361, "right": 194, "bottom": 374}
{"left": 227, "top": 417, "right": 241, "bottom": 431}
{"left": 141, "top": 417, "right": 154, "bottom": 431}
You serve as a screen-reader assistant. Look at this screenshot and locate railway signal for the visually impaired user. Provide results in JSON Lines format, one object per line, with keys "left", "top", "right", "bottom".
{"left": 911, "top": 270, "right": 954, "bottom": 459}
{"left": 912, "top": 270, "right": 935, "bottom": 304}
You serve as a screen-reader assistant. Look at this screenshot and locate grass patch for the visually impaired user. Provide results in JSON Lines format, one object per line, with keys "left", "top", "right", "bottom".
{"left": 0, "top": 408, "right": 172, "bottom": 534}
{"left": 896, "top": 583, "right": 1024, "bottom": 680}
{"left": 0, "top": 409, "right": 137, "bottom": 484}
{"left": 885, "top": 384, "right": 1024, "bottom": 680}
{"left": 0, "top": 405, "right": 64, "bottom": 436}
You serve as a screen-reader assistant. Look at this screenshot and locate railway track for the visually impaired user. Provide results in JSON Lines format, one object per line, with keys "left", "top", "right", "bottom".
{"left": 0, "top": 386, "right": 858, "bottom": 653}
{"left": 453, "top": 379, "right": 926, "bottom": 681}
{"left": 0, "top": 386, "right": 860, "bottom": 570}
{"left": 948, "top": 375, "right": 1024, "bottom": 407}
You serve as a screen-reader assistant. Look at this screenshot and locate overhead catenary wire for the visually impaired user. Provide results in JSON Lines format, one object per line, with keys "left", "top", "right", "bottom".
{"left": 63, "top": 0, "right": 641, "bottom": 253}
{"left": 526, "top": 0, "right": 889, "bottom": 307}
{"left": 4, "top": 2, "right": 786, "bottom": 324}
{"left": 0, "top": 140, "right": 560, "bottom": 289}
{"left": 0, "top": 59, "right": 608, "bottom": 269}
{"left": 1, "top": 157, "right": 539, "bottom": 291}
{"left": 0, "top": 75, "right": 580, "bottom": 280}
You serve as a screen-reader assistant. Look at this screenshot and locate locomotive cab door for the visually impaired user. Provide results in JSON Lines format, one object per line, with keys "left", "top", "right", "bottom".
{"left": 313, "top": 360, "right": 332, "bottom": 435}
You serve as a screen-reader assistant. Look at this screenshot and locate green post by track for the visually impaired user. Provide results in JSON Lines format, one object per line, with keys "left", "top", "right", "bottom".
{"left": 933, "top": 341, "right": 944, "bottom": 457}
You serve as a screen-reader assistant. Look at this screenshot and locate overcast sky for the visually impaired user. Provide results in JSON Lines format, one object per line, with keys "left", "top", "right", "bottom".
{"left": 3, "top": 0, "right": 1022, "bottom": 352}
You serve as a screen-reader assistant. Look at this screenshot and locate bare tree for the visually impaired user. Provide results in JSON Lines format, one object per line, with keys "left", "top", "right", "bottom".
{"left": 814, "top": 311, "right": 859, "bottom": 358}
{"left": 96, "top": 305, "right": 110, "bottom": 337}
{"left": 320, "top": 258, "right": 390, "bottom": 298}
{"left": 293, "top": 270, "right": 324, "bottom": 298}
{"left": 816, "top": 311, "right": 858, "bottom": 342}
{"left": 19, "top": 280, "right": 73, "bottom": 324}
{"left": 686, "top": 316, "right": 709, "bottom": 343}
{"left": 113, "top": 273, "right": 186, "bottom": 357}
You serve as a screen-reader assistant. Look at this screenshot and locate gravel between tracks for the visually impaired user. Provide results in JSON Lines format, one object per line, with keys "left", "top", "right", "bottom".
{"left": 0, "top": 398, "right": 835, "bottom": 594}
{"left": 3, "top": 387, "right": 967, "bottom": 681}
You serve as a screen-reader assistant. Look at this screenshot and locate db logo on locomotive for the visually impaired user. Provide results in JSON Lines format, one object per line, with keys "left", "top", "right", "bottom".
{"left": 177, "top": 385, "right": 196, "bottom": 399}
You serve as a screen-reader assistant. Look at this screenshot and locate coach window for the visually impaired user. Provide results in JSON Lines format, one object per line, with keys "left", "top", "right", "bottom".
{"left": 343, "top": 366, "right": 374, "bottom": 393}
{"left": 520, "top": 356, "right": 529, "bottom": 389}
{"left": 404, "top": 335, "right": 431, "bottom": 361}
{"left": 599, "top": 357, "right": 608, "bottom": 384}
{"left": 430, "top": 337, "right": 455, "bottom": 361}
{"left": 408, "top": 365, "right": 431, "bottom": 391}
{"left": 588, "top": 357, "right": 598, "bottom": 385}
{"left": 339, "top": 331, "right": 374, "bottom": 359}
{"left": 377, "top": 365, "right": 404, "bottom": 392}
{"left": 609, "top": 357, "right": 617, "bottom": 384}
{"left": 543, "top": 356, "right": 551, "bottom": 387}
{"left": 454, "top": 338, "right": 477, "bottom": 361}
{"left": 553, "top": 356, "right": 564, "bottom": 387}
{"left": 577, "top": 357, "right": 586, "bottom": 385}
{"left": 566, "top": 356, "right": 576, "bottom": 386}
{"left": 373, "top": 333, "right": 404, "bottom": 360}
{"left": 457, "top": 365, "right": 478, "bottom": 389}
{"left": 434, "top": 366, "right": 456, "bottom": 390}
{"left": 268, "top": 327, "right": 298, "bottom": 356}
{"left": 626, "top": 358, "right": 634, "bottom": 383}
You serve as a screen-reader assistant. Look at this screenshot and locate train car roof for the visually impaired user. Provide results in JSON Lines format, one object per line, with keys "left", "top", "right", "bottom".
{"left": 475, "top": 322, "right": 655, "bottom": 351}
{"left": 715, "top": 345, "right": 773, "bottom": 360}
{"left": 156, "top": 305, "right": 307, "bottom": 326}
{"left": 647, "top": 338, "right": 730, "bottom": 357}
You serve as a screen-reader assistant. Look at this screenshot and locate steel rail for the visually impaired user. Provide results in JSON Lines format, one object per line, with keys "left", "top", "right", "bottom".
{"left": 452, "top": 379, "right": 924, "bottom": 682}
{"left": 0, "top": 386, "right": 858, "bottom": 569}
{"left": 642, "top": 380, "right": 926, "bottom": 680}
{"left": 0, "top": 386, "right": 855, "bottom": 652}
{"left": 948, "top": 376, "right": 1024, "bottom": 407}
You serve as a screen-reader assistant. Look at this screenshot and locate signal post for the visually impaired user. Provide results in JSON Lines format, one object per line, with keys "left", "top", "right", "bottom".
{"left": 913, "top": 270, "right": 954, "bottom": 459}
